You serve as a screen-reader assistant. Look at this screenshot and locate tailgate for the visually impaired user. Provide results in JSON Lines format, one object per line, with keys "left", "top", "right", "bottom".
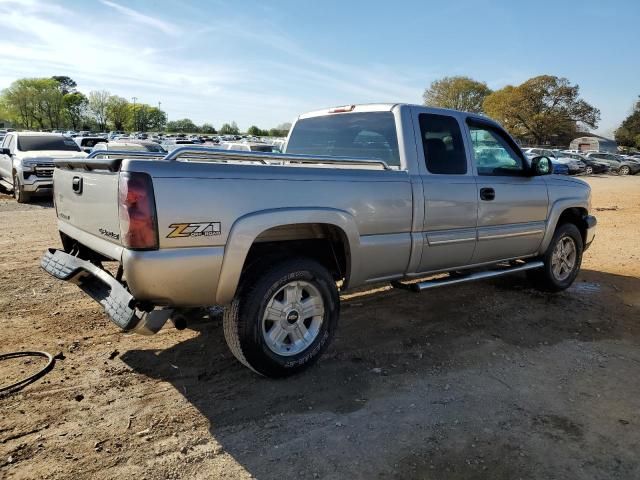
{"left": 54, "top": 164, "right": 122, "bottom": 247}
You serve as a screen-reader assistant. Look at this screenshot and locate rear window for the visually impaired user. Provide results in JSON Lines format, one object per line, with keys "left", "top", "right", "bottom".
{"left": 249, "top": 145, "right": 274, "bottom": 152}
{"left": 18, "top": 136, "right": 81, "bottom": 152}
{"left": 81, "top": 138, "right": 105, "bottom": 148}
{"left": 286, "top": 112, "right": 400, "bottom": 166}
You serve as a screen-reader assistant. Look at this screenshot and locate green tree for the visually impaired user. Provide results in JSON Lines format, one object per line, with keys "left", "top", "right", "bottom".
{"left": 614, "top": 96, "right": 640, "bottom": 148}
{"left": 51, "top": 76, "right": 77, "bottom": 95}
{"left": 1, "top": 78, "right": 65, "bottom": 129}
{"left": 87, "top": 90, "right": 110, "bottom": 131}
{"left": 247, "top": 125, "right": 268, "bottom": 136}
{"left": 106, "top": 95, "right": 129, "bottom": 131}
{"left": 219, "top": 121, "right": 239, "bottom": 135}
{"left": 200, "top": 123, "right": 217, "bottom": 134}
{"left": 483, "top": 75, "right": 600, "bottom": 145}
{"left": 125, "top": 104, "right": 165, "bottom": 132}
{"left": 166, "top": 118, "right": 198, "bottom": 133}
{"left": 423, "top": 76, "right": 492, "bottom": 113}
{"left": 63, "top": 92, "right": 88, "bottom": 130}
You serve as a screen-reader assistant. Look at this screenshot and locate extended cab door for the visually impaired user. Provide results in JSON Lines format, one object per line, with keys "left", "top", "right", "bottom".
{"left": 413, "top": 109, "right": 478, "bottom": 273}
{"left": 466, "top": 119, "right": 548, "bottom": 264}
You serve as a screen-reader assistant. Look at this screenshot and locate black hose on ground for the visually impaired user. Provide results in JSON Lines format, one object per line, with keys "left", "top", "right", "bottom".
{"left": 0, "top": 351, "right": 55, "bottom": 396}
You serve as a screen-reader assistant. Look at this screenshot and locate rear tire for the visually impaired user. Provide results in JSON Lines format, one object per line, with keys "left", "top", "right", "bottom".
{"left": 528, "top": 223, "right": 583, "bottom": 292}
{"left": 223, "top": 257, "right": 339, "bottom": 377}
{"left": 618, "top": 165, "right": 630, "bottom": 176}
{"left": 13, "top": 172, "right": 30, "bottom": 203}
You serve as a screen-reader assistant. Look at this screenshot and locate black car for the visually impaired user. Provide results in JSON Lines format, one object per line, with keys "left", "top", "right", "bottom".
{"left": 561, "top": 152, "right": 608, "bottom": 174}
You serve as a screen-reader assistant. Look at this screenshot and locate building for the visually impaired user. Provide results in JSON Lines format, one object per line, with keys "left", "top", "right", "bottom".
{"left": 569, "top": 134, "right": 617, "bottom": 153}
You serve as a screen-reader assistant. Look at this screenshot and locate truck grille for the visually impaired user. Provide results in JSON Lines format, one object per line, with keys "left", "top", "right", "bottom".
{"left": 34, "top": 163, "right": 54, "bottom": 178}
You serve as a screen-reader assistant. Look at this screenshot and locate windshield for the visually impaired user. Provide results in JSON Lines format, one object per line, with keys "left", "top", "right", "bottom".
{"left": 286, "top": 112, "right": 400, "bottom": 166}
{"left": 18, "top": 136, "right": 81, "bottom": 152}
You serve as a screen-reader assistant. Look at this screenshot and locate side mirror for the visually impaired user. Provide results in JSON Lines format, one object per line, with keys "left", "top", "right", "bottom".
{"left": 531, "top": 156, "right": 552, "bottom": 175}
{"left": 1, "top": 147, "right": 10, "bottom": 156}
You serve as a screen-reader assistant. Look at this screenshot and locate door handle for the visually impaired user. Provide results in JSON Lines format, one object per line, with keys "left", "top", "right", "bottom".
{"left": 480, "top": 187, "right": 495, "bottom": 201}
{"left": 72, "top": 176, "right": 83, "bottom": 194}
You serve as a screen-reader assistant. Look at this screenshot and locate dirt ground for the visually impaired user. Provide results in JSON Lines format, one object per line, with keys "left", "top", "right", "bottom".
{"left": 1, "top": 175, "right": 639, "bottom": 480}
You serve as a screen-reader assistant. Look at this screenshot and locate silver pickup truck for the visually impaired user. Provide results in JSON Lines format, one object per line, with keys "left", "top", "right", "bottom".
{"left": 41, "top": 104, "right": 596, "bottom": 377}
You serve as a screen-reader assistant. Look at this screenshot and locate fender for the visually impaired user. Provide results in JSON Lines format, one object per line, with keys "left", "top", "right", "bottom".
{"left": 539, "top": 197, "right": 589, "bottom": 254}
{"left": 215, "top": 207, "right": 361, "bottom": 304}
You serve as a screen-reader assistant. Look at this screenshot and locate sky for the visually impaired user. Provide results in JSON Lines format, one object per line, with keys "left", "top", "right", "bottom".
{"left": 0, "top": 0, "right": 638, "bottom": 136}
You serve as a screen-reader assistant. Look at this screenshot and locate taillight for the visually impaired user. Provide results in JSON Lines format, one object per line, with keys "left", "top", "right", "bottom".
{"left": 118, "top": 172, "right": 158, "bottom": 250}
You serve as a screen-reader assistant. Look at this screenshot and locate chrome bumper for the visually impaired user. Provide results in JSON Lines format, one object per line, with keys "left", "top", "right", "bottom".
{"left": 23, "top": 177, "right": 53, "bottom": 193}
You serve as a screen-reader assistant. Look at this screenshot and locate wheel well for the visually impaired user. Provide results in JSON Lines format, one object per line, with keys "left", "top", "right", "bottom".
{"left": 242, "top": 223, "right": 350, "bottom": 283}
{"left": 557, "top": 207, "right": 588, "bottom": 244}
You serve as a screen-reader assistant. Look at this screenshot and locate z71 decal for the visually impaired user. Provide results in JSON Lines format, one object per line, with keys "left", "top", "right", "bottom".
{"left": 167, "top": 222, "right": 222, "bottom": 238}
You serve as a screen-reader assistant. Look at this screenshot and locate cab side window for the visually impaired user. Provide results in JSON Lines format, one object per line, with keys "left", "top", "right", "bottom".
{"left": 419, "top": 113, "right": 467, "bottom": 174}
{"left": 468, "top": 122, "right": 525, "bottom": 176}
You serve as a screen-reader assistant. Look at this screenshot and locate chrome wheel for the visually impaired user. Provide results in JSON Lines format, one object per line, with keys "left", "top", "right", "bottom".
{"left": 551, "top": 236, "right": 577, "bottom": 281}
{"left": 619, "top": 165, "right": 630, "bottom": 175}
{"left": 585, "top": 166, "right": 593, "bottom": 175}
{"left": 262, "top": 280, "right": 325, "bottom": 356}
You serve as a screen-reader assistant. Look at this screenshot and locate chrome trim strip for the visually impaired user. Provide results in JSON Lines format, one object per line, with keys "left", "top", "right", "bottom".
{"left": 477, "top": 222, "right": 546, "bottom": 242}
{"left": 426, "top": 228, "right": 477, "bottom": 246}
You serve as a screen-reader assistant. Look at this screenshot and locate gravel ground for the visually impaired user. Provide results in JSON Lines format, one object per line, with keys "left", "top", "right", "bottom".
{"left": 1, "top": 175, "right": 639, "bottom": 480}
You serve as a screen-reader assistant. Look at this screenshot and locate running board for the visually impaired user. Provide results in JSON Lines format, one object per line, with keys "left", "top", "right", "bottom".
{"left": 392, "top": 261, "right": 544, "bottom": 292}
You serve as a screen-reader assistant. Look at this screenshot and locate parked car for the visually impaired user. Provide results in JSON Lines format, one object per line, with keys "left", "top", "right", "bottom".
{"left": 522, "top": 149, "right": 570, "bottom": 174}
{"left": 222, "top": 142, "right": 276, "bottom": 152}
{"left": 160, "top": 139, "right": 196, "bottom": 151}
{"left": 0, "top": 132, "right": 86, "bottom": 202}
{"left": 92, "top": 141, "right": 167, "bottom": 153}
{"left": 42, "top": 104, "right": 596, "bottom": 377}
{"left": 561, "top": 152, "right": 608, "bottom": 174}
{"left": 583, "top": 152, "right": 640, "bottom": 175}
{"left": 74, "top": 136, "right": 108, "bottom": 153}
{"left": 551, "top": 162, "right": 569, "bottom": 175}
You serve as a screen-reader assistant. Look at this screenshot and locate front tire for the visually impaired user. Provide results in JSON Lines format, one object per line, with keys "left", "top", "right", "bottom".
{"left": 223, "top": 257, "right": 339, "bottom": 377}
{"left": 528, "top": 223, "right": 583, "bottom": 292}
{"left": 585, "top": 166, "right": 593, "bottom": 175}
{"left": 13, "top": 172, "right": 30, "bottom": 203}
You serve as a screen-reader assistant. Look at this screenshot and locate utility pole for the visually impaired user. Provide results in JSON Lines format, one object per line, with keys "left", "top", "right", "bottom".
{"left": 132, "top": 96, "right": 137, "bottom": 132}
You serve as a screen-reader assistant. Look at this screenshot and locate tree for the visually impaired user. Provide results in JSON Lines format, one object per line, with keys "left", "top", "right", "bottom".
{"left": 483, "top": 75, "right": 600, "bottom": 145}
{"left": 0, "top": 78, "right": 64, "bottom": 129}
{"left": 219, "top": 121, "right": 239, "bottom": 135}
{"left": 200, "top": 123, "right": 217, "bottom": 134}
{"left": 166, "top": 118, "right": 198, "bottom": 133}
{"left": 423, "top": 76, "right": 492, "bottom": 113}
{"left": 87, "top": 90, "right": 110, "bottom": 131}
{"left": 614, "top": 96, "right": 640, "bottom": 148}
{"left": 63, "top": 92, "right": 88, "bottom": 130}
{"left": 105, "top": 95, "right": 129, "bottom": 131}
{"left": 125, "top": 104, "right": 166, "bottom": 132}
{"left": 51, "top": 76, "right": 77, "bottom": 95}
{"left": 247, "top": 125, "right": 267, "bottom": 136}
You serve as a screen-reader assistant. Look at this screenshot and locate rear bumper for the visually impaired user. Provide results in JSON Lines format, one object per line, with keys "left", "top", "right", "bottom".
{"left": 584, "top": 215, "right": 597, "bottom": 250}
{"left": 41, "top": 248, "right": 140, "bottom": 330}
